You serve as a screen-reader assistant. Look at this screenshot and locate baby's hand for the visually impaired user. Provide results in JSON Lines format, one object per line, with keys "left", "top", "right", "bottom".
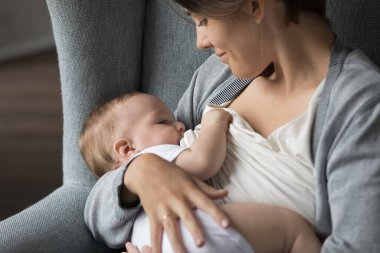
{"left": 201, "top": 109, "right": 232, "bottom": 130}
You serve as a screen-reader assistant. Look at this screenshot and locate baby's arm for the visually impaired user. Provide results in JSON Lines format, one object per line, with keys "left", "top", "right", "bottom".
{"left": 222, "top": 203, "right": 321, "bottom": 253}
{"left": 174, "top": 109, "right": 232, "bottom": 180}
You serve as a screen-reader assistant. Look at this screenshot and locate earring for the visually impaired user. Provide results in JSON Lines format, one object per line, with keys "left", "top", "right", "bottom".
{"left": 260, "top": 24, "right": 264, "bottom": 56}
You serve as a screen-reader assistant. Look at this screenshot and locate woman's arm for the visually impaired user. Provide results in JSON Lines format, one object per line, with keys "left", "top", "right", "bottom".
{"left": 312, "top": 54, "right": 380, "bottom": 251}
{"left": 123, "top": 153, "right": 230, "bottom": 253}
{"left": 85, "top": 153, "right": 230, "bottom": 252}
{"left": 84, "top": 166, "right": 142, "bottom": 249}
{"left": 320, "top": 102, "right": 380, "bottom": 252}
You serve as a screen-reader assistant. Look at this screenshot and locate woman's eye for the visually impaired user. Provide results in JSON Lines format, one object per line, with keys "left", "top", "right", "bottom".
{"left": 198, "top": 18, "right": 208, "bottom": 27}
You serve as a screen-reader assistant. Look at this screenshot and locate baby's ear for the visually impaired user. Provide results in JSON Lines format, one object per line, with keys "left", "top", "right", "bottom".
{"left": 114, "top": 139, "right": 137, "bottom": 161}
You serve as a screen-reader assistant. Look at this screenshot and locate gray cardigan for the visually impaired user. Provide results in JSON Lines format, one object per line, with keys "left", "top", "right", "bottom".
{"left": 85, "top": 40, "right": 380, "bottom": 252}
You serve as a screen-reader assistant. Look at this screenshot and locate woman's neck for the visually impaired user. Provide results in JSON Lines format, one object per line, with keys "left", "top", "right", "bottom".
{"left": 268, "top": 15, "right": 335, "bottom": 95}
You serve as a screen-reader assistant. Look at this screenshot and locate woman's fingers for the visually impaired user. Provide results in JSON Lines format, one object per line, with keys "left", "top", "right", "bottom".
{"left": 192, "top": 178, "right": 230, "bottom": 228}
{"left": 178, "top": 206, "right": 205, "bottom": 247}
{"left": 193, "top": 177, "right": 228, "bottom": 199}
{"left": 161, "top": 214, "right": 186, "bottom": 253}
{"left": 196, "top": 194, "right": 230, "bottom": 228}
{"left": 150, "top": 218, "right": 163, "bottom": 253}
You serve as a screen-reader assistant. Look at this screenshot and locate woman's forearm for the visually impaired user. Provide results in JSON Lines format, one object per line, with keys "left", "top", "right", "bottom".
{"left": 84, "top": 166, "right": 142, "bottom": 248}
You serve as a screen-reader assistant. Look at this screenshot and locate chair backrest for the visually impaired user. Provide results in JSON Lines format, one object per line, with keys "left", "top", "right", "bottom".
{"left": 50, "top": 0, "right": 210, "bottom": 186}
{"left": 326, "top": 0, "right": 380, "bottom": 66}
{"left": 50, "top": 0, "right": 379, "bottom": 187}
{"left": 140, "top": 0, "right": 211, "bottom": 111}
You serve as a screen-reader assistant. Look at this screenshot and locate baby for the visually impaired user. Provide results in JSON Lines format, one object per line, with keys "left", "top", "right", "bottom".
{"left": 80, "top": 91, "right": 320, "bottom": 253}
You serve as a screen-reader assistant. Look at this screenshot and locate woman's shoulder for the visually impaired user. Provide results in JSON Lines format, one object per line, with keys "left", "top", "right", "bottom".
{"left": 314, "top": 46, "right": 380, "bottom": 148}
{"left": 325, "top": 46, "right": 380, "bottom": 110}
{"left": 343, "top": 49, "right": 380, "bottom": 76}
{"left": 332, "top": 48, "right": 380, "bottom": 103}
{"left": 312, "top": 47, "right": 380, "bottom": 158}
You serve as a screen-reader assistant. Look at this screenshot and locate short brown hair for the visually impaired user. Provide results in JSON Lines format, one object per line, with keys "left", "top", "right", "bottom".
{"left": 79, "top": 92, "right": 140, "bottom": 177}
{"left": 173, "top": 0, "right": 326, "bottom": 24}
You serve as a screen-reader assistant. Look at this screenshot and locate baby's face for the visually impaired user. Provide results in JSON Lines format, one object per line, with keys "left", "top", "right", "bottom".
{"left": 124, "top": 93, "right": 185, "bottom": 152}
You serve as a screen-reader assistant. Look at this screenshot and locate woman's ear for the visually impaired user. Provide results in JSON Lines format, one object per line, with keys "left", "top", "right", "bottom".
{"left": 251, "top": 0, "right": 266, "bottom": 24}
{"left": 114, "top": 139, "right": 137, "bottom": 161}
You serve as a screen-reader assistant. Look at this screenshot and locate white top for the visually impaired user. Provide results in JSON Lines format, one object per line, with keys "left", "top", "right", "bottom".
{"left": 181, "top": 80, "right": 325, "bottom": 225}
{"left": 132, "top": 81, "right": 324, "bottom": 225}
{"left": 136, "top": 144, "right": 187, "bottom": 162}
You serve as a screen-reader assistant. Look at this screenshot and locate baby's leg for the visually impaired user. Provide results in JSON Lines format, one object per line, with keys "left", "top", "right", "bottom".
{"left": 131, "top": 209, "right": 253, "bottom": 253}
{"left": 221, "top": 203, "right": 321, "bottom": 253}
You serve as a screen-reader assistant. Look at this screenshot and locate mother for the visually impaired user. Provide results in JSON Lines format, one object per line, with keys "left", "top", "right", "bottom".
{"left": 85, "top": 0, "right": 380, "bottom": 252}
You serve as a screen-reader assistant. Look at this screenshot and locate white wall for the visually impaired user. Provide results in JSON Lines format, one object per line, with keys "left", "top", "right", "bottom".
{"left": 0, "top": 0, "right": 55, "bottom": 61}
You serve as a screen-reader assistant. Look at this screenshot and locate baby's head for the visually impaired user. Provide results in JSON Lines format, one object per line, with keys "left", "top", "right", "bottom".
{"left": 79, "top": 92, "right": 185, "bottom": 177}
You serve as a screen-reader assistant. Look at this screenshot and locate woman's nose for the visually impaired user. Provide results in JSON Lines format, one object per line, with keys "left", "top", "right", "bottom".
{"left": 196, "top": 27, "right": 212, "bottom": 49}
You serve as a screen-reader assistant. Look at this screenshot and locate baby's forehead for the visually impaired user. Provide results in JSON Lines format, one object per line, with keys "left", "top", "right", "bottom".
{"left": 129, "top": 93, "right": 163, "bottom": 106}
{"left": 123, "top": 93, "right": 171, "bottom": 115}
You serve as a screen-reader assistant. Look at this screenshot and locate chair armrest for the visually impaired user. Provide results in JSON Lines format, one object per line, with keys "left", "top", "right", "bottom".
{"left": 0, "top": 184, "right": 118, "bottom": 253}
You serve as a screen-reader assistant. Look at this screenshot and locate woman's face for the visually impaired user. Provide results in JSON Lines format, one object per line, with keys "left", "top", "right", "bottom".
{"left": 189, "top": 2, "right": 271, "bottom": 79}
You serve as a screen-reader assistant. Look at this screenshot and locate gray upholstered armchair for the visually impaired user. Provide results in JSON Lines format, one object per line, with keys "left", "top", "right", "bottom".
{"left": 0, "top": 1, "right": 379, "bottom": 252}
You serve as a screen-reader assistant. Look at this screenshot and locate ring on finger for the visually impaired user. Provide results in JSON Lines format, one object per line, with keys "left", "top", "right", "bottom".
{"left": 161, "top": 214, "right": 178, "bottom": 222}
{"left": 162, "top": 214, "right": 171, "bottom": 222}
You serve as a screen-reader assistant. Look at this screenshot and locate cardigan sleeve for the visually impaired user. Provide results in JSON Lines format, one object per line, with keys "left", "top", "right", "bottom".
{"left": 322, "top": 99, "right": 380, "bottom": 252}
{"left": 312, "top": 47, "right": 380, "bottom": 252}
{"left": 84, "top": 165, "right": 142, "bottom": 249}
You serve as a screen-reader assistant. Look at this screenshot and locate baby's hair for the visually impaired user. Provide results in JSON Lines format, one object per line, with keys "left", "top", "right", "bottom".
{"left": 79, "top": 91, "right": 141, "bottom": 177}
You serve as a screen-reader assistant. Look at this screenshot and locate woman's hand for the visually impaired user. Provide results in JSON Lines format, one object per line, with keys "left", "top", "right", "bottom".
{"left": 123, "top": 154, "right": 229, "bottom": 253}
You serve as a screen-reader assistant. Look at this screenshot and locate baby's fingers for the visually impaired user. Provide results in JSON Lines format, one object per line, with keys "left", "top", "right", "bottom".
{"left": 125, "top": 242, "right": 141, "bottom": 253}
{"left": 141, "top": 246, "right": 153, "bottom": 253}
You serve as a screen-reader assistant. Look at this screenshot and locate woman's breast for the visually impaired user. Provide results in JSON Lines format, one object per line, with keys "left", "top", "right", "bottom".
{"left": 210, "top": 108, "right": 316, "bottom": 225}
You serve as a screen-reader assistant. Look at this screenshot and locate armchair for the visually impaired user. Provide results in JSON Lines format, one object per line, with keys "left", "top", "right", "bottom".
{"left": 0, "top": 0, "right": 378, "bottom": 252}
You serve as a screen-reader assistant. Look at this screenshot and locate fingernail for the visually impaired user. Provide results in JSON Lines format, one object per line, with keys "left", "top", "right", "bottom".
{"left": 196, "top": 238, "right": 205, "bottom": 247}
{"left": 221, "top": 219, "right": 229, "bottom": 228}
